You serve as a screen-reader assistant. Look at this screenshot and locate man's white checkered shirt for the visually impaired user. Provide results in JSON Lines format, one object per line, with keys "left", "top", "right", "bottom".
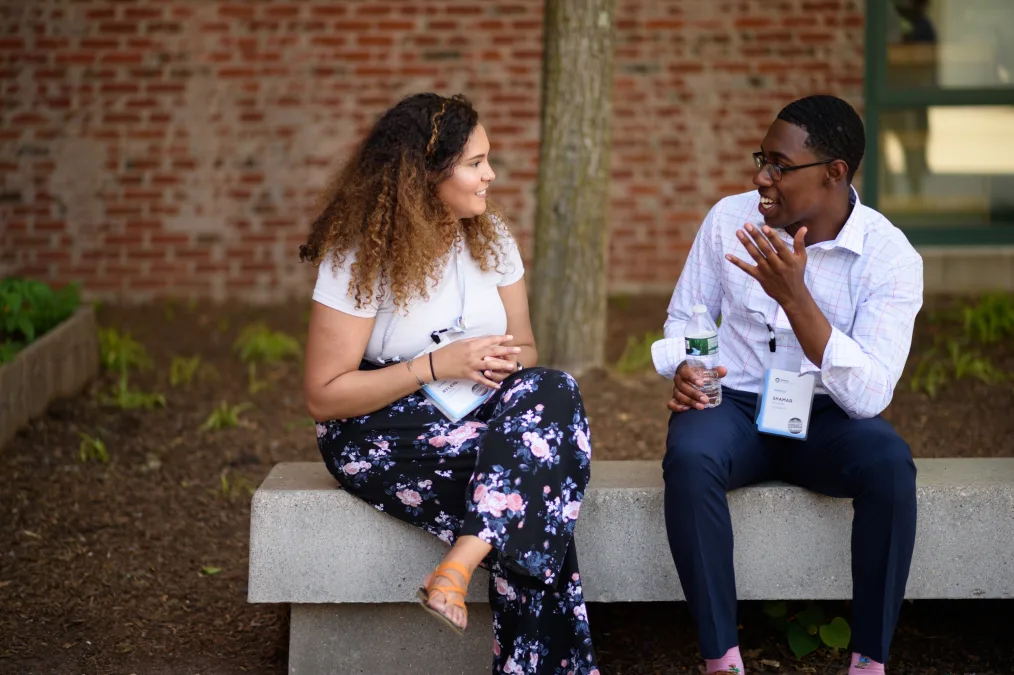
{"left": 652, "top": 188, "right": 923, "bottom": 420}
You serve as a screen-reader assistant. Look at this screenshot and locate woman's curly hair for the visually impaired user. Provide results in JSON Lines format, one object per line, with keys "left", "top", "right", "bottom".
{"left": 299, "top": 93, "right": 508, "bottom": 311}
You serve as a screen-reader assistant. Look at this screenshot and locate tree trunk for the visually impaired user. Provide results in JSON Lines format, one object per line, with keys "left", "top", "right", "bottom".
{"left": 530, "top": 0, "right": 616, "bottom": 376}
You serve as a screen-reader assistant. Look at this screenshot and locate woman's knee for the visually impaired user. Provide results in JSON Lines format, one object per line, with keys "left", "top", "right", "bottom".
{"left": 524, "top": 367, "right": 580, "bottom": 393}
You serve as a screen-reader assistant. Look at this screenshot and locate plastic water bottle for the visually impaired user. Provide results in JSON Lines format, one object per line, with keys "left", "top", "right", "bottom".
{"left": 684, "top": 304, "right": 722, "bottom": 408}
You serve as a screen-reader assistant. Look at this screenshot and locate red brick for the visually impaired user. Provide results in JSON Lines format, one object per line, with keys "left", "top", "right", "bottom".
{"left": 7, "top": 0, "right": 865, "bottom": 301}
{"left": 55, "top": 52, "right": 96, "bottom": 65}
{"left": 100, "top": 51, "right": 146, "bottom": 65}
{"left": 98, "top": 22, "right": 138, "bottom": 34}
{"left": 218, "top": 3, "right": 254, "bottom": 20}
{"left": 310, "top": 6, "right": 348, "bottom": 18}
{"left": 265, "top": 6, "right": 301, "bottom": 19}
{"left": 86, "top": 8, "right": 116, "bottom": 20}
{"left": 124, "top": 8, "right": 163, "bottom": 21}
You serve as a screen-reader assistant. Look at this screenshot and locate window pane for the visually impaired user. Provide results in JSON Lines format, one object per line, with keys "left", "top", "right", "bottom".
{"left": 878, "top": 106, "right": 1014, "bottom": 229}
{"left": 886, "top": 0, "right": 1014, "bottom": 90}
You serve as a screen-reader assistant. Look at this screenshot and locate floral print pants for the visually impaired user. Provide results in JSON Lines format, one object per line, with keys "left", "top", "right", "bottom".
{"left": 316, "top": 367, "right": 599, "bottom": 675}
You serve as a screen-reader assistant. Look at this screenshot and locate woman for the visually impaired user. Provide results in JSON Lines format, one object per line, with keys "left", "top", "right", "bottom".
{"left": 300, "top": 93, "right": 599, "bottom": 675}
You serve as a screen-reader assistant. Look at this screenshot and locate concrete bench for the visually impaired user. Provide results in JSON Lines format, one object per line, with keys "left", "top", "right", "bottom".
{"left": 248, "top": 459, "right": 1014, "bottom": 675}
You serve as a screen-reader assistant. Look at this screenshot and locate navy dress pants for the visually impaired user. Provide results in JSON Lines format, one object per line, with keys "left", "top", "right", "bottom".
{"left": 663, "top": 388, "right": 917, "bottom": 663}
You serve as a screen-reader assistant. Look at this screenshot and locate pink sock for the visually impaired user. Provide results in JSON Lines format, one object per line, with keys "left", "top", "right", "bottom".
{"left": 849, "top": 652, "right": 885, "bottom": 674}
{"left": 705, "top": 645, "right": 744, "bottom": 674}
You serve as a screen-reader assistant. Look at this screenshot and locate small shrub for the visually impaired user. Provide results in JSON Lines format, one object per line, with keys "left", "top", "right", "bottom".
{"left": 0, "top": 278, "right": 81, "bottom": 364}
{"left": 284, "top": 417, "right": 316, "bottom": 432}
{"left": 99, "top": 327, "right": 152, "bottom": 374}
{"left": 102, "top": 381, "right": 167, "bottom": 410}
{"left": 163, "top": 298, "right": 178, "bottom": 323}
{"left": 763, "top": 601, "right": 851, "bottom": 659}
{"left": 217, "top": 469, "right": 255, "bottom": 500}
{"left": 233, "top": 322, "right": 302, "bottom": 364}
{"left": 909, "top": 353, "right": 949, "bottom": 398}
{"left": 234, "top": 323, "right": 301, "bottom": 392}
{"left": 169, "top": 355, "right": 202, "bottom": 387}
{"left": 78, "top": 432, "right": 109, "bottom": 464}
{"left": 946, "top": 339, "right": 1004, "bottom": 384}
{"left": 616, "top": 330, "right": 663, "bottom": 374}
{"left": 908, "top": 336, "right": 1007, "bottom": 398}
{"left": 201, "top": 401, "right": 252, "bottom": 431}
{"left": 97, "top": 327, "right": 166, "bottom": 409}
{"left": 962, "top": 292, "right": 1014, "bottom": 344}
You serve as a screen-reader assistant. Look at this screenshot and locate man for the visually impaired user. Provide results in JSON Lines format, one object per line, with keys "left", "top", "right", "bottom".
{"left": 652, "top": 95, "right": 922, "bottom": 675}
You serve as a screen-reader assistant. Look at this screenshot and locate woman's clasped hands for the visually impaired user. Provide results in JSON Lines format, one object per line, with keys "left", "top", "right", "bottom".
{"left": 430, "top": 335, "right": 521, "bottom": 389}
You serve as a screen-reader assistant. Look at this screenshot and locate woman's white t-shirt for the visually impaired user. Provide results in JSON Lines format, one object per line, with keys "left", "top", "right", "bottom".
{"left": 312, "top": 232, "right": 525, "bottom": 364}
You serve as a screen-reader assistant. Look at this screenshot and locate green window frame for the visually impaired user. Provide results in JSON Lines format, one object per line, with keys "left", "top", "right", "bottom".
{"left": 863, "top": 0, "right": 1014, "bottom": 245}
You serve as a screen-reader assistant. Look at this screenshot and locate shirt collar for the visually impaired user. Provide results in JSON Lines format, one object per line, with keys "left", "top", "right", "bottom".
{"left": 815, "top": 186, "right": 866, "bottom": 255}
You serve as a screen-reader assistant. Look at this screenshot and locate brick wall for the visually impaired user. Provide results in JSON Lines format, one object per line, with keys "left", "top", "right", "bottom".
{"left": 1, "top": 0, "right": 864, "bottom": 302}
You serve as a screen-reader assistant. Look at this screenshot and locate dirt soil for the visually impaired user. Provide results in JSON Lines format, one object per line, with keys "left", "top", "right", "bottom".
{"left": 1, "top": 295, "right": 1011, "bottom": 674}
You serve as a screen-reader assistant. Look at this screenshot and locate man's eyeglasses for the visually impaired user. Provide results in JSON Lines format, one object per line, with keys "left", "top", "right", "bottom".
{"left": 753, "top": 152, "right": 834, "bottom": 183}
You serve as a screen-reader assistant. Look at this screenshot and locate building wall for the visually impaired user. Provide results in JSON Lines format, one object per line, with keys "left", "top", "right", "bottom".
{"left": 1, "top": 0, "right": 864, "bottom": 302}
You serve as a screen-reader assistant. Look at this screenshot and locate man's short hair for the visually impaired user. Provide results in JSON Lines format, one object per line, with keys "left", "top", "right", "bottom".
{"left": 776, "top": 95, "right": 865, "bottom": 183}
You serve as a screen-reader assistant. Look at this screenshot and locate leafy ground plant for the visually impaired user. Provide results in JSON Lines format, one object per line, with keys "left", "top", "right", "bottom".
{"left": 0, "top": 278, "right": 80, "bottom": 364}
{"left": 200, "top": 401, "right": 253, "bottom": 431}
{"left": 216, "top": 469, "right": 255, "bottom": 501}
{"left": 77, "top": 432, "right": 109, "bottom": 464}
{"left": 233, "top": 322, "right": 302, "bottom": 393}
{"left": 910, "top": 337, "right": 1007, "bottom": 398}
{"left": 169, "top": 355, "right": 202, "bottom": 387}
{"left": 98, "top": 327, "right": 165, "bottom": 409}
{"left": 763, "top": 601, "right": 851, "bottom": 659}
{"left": 962, "top": 292, "right": 1014, "bottom": 344}
{"left": 616, "top": 330, "right": 663, "bottom": 374}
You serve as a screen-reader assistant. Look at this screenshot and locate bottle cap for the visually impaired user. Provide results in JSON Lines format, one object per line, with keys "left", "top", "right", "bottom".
{"left": 692, "top": 304, "right": 707, "bottom": 314}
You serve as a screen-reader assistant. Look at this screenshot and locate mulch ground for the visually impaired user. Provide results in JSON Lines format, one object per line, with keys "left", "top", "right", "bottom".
{"left": 1, "top": 295, "right": 1011, "bottom": 674}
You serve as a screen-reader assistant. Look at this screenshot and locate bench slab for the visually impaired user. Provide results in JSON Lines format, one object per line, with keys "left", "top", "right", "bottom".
{"left": 249, "top": 458, "right": 1014, "bottom": 604}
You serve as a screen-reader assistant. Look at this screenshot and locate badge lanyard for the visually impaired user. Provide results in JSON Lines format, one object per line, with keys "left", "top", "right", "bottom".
{"left": 375, "top": 245, "right": 467, "bottom": 365}
{"left": 751, "top": 253, "right": 860, "bottom": 372}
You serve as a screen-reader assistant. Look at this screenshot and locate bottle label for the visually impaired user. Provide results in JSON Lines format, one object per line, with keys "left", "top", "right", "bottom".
{"left": 686, "top": 335, "right": 719, "bottom": 357}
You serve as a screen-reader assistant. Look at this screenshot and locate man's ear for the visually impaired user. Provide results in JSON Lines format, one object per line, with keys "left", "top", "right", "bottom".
{"left": 826, "top": 159, "right": 849, "bottom": 185}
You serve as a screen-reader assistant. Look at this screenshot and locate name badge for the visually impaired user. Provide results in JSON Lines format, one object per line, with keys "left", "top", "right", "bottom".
{"left": 756, "top": 353, "right": 816, "bottom": 440}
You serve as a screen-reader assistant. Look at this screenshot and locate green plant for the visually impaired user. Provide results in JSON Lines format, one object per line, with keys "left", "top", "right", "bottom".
{"left": 962, "top": 292, "right": 1014, "bottom": 344}
{"left": 284, "top": 417, "right": 317, "bottom": 432}
{"left": 908, "top": 334, "right": 1008, "bottom": 397}
{"left": 0, "top": 278, "right": 81, "bottom": 364}
{"left": 169, "top": 355, "right": 202, "bottom": 387}
{"left": 96, "top": 327, "right": 166, "bottom": 409}
{"left": 909, "top": 349, "right": 950, "bottom": 398}
{"left": 615, "top": 330, "right": 663, "bottom": 374}
{"left": 763, "top": 601, "right": 851, "bottom": 659}
{"left": 233, "top": 322, "right": 302, "bottom": 392}
{"left": 945, "top": 339, "right": 1004, "bottom": 384}
{"left": 99, "top": 327, "right": 152, "bottom": 373}
{"left": 102, "top": 381, "right": 167, "bottom": 410}
{"left": 77, "top": 432, "right": 109, "bottom": 463}
{"left": 234, "top": 322, "right": 302, "bottom": 364}
{"left": 217, "top": 469, "right": 255, "bottom": 500}
{"left": 163, "top": 297, "right": 178, "bottom": 323}
{"left": 201, "top": 401, "right": 252, "bottom": 431}
{"left": 610, "top": 294, "right": 632, "bottom": 312}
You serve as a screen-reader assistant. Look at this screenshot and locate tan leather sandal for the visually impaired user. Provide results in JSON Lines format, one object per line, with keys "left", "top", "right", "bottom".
{"left": 415, "top": 560, "right": 472, "bottom": 636}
